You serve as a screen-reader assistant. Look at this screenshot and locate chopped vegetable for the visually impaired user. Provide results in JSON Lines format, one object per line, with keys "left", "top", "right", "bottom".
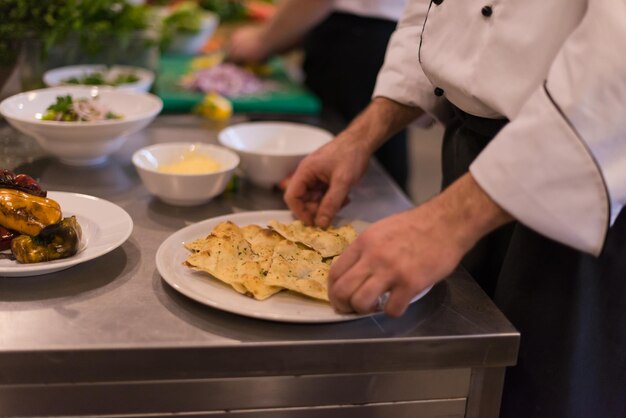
{"left": 41, "top": 95, "right": 122, "bottom": 122}
{"left": 181, "top": 63, "right": 274, "bottom": 97}
{"left": 64, "top": 71, "right": 140, "bottom": 86}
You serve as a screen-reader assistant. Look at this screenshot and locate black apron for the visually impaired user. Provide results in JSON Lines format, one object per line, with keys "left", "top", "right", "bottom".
{"left": 302, "top": 12, "right": 409, "bottom": 191}
{"left": 444, "top": 106, "right": 626, "bottom": 418}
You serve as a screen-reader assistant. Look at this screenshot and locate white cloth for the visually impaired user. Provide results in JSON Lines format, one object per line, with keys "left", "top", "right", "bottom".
{"left": 333, "top": 0, "right": 406, "bottom": 21}
{"left": 373, "top": 0, "right": 626, "bottom": 255}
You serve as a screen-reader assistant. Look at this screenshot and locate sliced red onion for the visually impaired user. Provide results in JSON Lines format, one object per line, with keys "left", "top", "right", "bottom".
{"left": 181, "top": 63, "right": 274, "bottom": 97}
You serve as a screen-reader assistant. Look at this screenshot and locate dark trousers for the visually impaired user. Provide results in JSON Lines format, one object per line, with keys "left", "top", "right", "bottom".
{"left": 303, "top": 12, "right": 409, "bottom": 191}
{"left": 443, "top": 107, "right": 626, "bottom": 418}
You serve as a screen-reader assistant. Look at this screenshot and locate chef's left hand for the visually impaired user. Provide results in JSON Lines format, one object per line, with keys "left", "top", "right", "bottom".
{"left": 328, "top": 173, "right": 514, "bottom": 317}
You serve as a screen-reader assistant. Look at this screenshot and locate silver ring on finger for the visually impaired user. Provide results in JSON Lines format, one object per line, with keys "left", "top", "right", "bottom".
{"left": 374, "top": 291, "right": 390, "bottom": 312}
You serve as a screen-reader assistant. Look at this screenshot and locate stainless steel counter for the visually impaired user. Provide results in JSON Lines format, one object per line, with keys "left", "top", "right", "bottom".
{"left": 0, "top": 115, "right": 519, "bottom": 417}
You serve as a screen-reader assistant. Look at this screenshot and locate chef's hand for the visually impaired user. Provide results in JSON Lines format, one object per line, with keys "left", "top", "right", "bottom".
{"left": 284, "top": 133, "right": 370, "bottom": 228}
{"left": 228, "top": 26, "right": 270, "bottom": 63}
{"left": 228, "top": 1, "right": 334, "bottom": 64}
{"left": 328, "top": 173, "right": 514, "bottom": 317}
{"left": 286, "top": 97, "right": 426, "bottom": 227}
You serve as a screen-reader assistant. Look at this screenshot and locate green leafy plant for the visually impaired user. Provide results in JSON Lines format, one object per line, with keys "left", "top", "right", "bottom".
{"left": 0, "top": 0, "right": 153, "bottom": 65}
{"left": 164, "top": 1, "right": 203, "bottom": 34}
{"left": 160, "top": 1, "right": 204, "bottom": 50}
{"left": 53, "top": 0, "right": 153, "bottom": 57}
{"left": 0, "top": 0, "right": 59, "bottom": 65}
{"left": 198, "top": 0, "right": 247, "bottom": 23}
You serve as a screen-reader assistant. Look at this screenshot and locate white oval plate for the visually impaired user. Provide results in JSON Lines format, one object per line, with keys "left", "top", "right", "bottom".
{"left": 157, "top": 210, "right": 431, "bottom": 323}
{"left": 0, "top": 192, "right": 133, "bottom": 277}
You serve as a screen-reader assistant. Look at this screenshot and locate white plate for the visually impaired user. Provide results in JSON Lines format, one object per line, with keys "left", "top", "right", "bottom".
{"left": 0, "top": 192, "right": 133, "bottom": 277}
{"left": 157, "top": 210, "right": 432, "bottom": 323}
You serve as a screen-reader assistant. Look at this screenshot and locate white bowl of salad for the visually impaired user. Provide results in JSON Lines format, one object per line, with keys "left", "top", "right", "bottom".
{"left": 43, "top": 64, "right": 155, "bottom": 93}
{"left": 0, "top": 86, "right": 163, "bottom": 166}
{"left": 159, "top": 2, "right": 219, "bottom": 55}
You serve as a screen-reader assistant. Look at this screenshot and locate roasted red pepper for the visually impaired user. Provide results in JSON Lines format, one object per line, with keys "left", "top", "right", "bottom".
{"left": 0, "top": 225, "right": 17, "bottom": 251}
{"left": 0, "top": 169, "right": 46, "bottom": 197}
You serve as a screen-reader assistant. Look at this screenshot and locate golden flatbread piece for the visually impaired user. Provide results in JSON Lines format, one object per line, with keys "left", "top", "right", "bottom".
{"left": 184, "top": 235, "right": 211, "bottom": 253}
{"left": 265, "top": 240, "right": 330, "bottom": 302}
{"left": 211, "top": 221, "right": 243, "bottom": 238}
{"left": 240, "top": 224, "right": 263, "bottom": 242}
{"left": 184, "top": 221, "right": 243, "bottom": 253}
{"left": 184, "top": 234, "right": 249, "bottom": 295}
{"left": 184, "top": 222, "right": 282, "bottom": 300}
{"left": 268, "top": 220, "right": 357, "bottom": 258}
{"left": 238, "top": 259, "right": 282, "bottom": 300}
{"left": 186, "top": 223, "right": 281, "bottom": 256}
{"left": 237, "top": 224, "right": 286, "bottom": 299}
{"left": 246, "top": 227, "right": 285, "bottom": 272}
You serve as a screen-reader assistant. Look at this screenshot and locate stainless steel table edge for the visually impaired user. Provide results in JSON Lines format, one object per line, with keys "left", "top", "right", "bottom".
{"left": 0, "top": 332, "right": 519, "bottom": 384}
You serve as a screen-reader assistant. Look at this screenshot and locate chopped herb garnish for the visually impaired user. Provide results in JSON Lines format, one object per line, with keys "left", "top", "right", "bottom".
{"left": 41, "top": 95, "right": 122, "bottom": 122}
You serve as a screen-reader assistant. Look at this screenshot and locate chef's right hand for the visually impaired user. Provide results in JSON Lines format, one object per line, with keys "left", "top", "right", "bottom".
{"left": 284, "top": 134, "right": 370, "bottom": 228}
{"left": 227, "top": 26, "right": 270, "bottom": 64}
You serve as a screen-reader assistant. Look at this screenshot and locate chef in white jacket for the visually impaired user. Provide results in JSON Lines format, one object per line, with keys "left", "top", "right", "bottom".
{"left": 285, "top": 1, "right": 626, "bottom": 417}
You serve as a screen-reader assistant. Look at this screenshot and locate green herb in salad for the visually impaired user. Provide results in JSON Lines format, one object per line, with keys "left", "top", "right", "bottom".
{"left": 64, "top": 73, "right": 108, "bottom": 86}
{"left": 42, "top": 95, "right": 122, "bottom": 122}
{"left": 64, "top": 71, "right": 140, "bottom": 86}
{"left": 160, "top": 1, "right": 204, "bottom": 50}
{"left": 112, "top": 72, "right": 140, "bottom": 85}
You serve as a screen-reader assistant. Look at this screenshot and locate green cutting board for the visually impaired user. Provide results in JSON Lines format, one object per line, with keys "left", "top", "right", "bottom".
{"left": 155, "top": 55, "right": 321, "bottom": 115}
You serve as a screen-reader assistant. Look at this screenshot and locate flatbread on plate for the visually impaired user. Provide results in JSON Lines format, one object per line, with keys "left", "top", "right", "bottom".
{"left": 184, "top": 222, "right": 282, "bottom": 300}
{"left": 184, "top": 221, "right": 236, "bottom": 253}
{"left": 183, "top": 219, "right": 360, "bottom": 303}
{"left": 184, "top": 234, "right": 250, "bottom": 295}
{"left": 265, "top": 240, "right": 330, "bottom": 302}
{"left": 268, "top": 220, "right": 357, "bottom": 258}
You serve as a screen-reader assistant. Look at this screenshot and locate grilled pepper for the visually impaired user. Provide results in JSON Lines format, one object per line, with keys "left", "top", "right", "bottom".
{"left": 11, "top": 216, "right": 82, "bottom": 264}
{"left": 0, "top": 189, "right": 62, "bottom": 236}
{"left": 0, "top": 225, "right": 17, "bottom": 251}
{"left": 0, "top": 169, "right": 47, "bottom": 197}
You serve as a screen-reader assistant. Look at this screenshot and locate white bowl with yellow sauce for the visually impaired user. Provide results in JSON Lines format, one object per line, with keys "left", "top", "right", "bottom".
{"left": 132, "top": 142, "right": 239, "bottom": 206}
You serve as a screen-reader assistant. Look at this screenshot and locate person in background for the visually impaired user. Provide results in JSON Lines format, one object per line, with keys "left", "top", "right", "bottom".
{"left": 283, "top": 1, "right": 626, "bottom": 417}
{"left": 228, "top": 0, "right": 410, "bottom": 191}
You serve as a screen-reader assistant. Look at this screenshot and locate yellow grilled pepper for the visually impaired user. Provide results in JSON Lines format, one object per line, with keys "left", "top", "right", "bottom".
{"left": 0, "top": 189, "right": 62, "bottom": 236}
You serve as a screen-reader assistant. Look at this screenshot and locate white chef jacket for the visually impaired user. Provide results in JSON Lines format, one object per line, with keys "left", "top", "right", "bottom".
{"left": 373, "top": 0, "right": 626, "bottom": 256}
{"left": 333, "top": 0, "right": 406, "bottom": 21}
